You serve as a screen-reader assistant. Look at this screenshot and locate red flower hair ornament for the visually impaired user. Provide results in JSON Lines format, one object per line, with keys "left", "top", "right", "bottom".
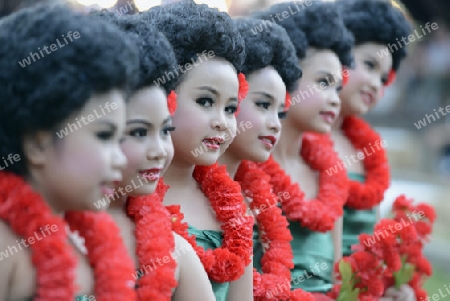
{"left": 342, "top": 68, "right": 349, "bottom": 87}
{"left": 285, "top": 92, "right": 291, "bottom": 111}
{"left": 167, "top": 90, "right": 177, "bottom": 116}
{"left": 236, "top": 73, "right": 249, "bottom": 116}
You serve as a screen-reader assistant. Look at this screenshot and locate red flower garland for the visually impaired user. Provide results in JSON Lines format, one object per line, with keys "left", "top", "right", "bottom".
{"left": 0, "top": 171, "right": 136, "bottom": 300}
{"left": 258, "top": 133, "right": 348, "bottom": 232}
{"left": 65, "top": 211, "right": 137, "bottom": 301}
{"left": 167, "top": 90, "right": 177, "bottom": 116}
{"left": 235, "top": 160, "right": 293, "bottom": 300}
{"left": 341, "top": 116, "right": 390, "bottom": 210}
{"left": 0, "top": 171, "right": 77, "bottom": 300}
{"left": 165, "top": 163, "right": 254, "bottom": 283}
{"left": 126, "top": 178, "right": 178, "bottom": 301}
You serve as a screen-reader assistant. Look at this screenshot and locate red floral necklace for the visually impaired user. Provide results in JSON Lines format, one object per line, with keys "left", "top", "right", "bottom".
{"left": 165, "top": 163, "right": 254, "bottom": 283}
{"left": 235, "top": 160, "right": 293, "bottom": 299}
{"left": 258, "top": 133, "right": 348, "bottom": 232}
{"left": 126, "top": 179, "right": 177, "bottom": 301}
{"left": 341, "top": 116, "right": 390, "bottom": 210}
{"left": 0, "top": 171, "right": 136, "bottom": 300}
{"left": 65, "top": 211, "right": 136, "bottom": 301}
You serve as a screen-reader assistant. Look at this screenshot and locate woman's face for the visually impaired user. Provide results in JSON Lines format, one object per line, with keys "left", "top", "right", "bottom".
{"left": 26, "top": 89, "right": 127, "bottom": 212}
{"left": 225, "top": 66, "right": 285, "bottom": 163}
{"left": 119, "top": 85, "right": 174, "bottom": 197}
{"left": 170, "top": 57, "right": 239, "bottom": 166}
{"left": 339, "top": 43, "right": 393, "bottom": 116}
{"left": 285, "top": 49, "right": 343, "bottom": 133}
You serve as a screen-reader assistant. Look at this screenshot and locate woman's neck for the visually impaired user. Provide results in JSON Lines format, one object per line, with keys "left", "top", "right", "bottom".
{"left": 163, "top": 157, "right": 196, "bottom": 188}
{"left": 272, "top": 119, "right": 304, "bottom": 164}
{"left": 26, "top": 171, "right": 64, "bottom": 216}
{"left": 218, "top": 151, "right": 241, "bottom": 179}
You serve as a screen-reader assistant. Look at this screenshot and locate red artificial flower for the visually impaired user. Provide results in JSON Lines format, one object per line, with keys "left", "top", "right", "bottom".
{"left": 285, "top": 92, "right": 291, "bottom": 110}
{"left": 236, "top": 72, "right": 249, "bottom": 116}
{"left": 384, "top": 70, "right": 396, "bottom": 87}
{"left": 167, "top": 90, "right": 177, "bottom": 116}
{"left": 235, "top": 161, "right": 313, "bottom": 300}
{"left": 342, "top": 68, "right": 349, "bottom": 87}
{"left": 341, "top": 116, "right": 390, "bottom": 210}
{"left": 165, "top": 163, "right": 254, "bottom": 283}
{"left": 258, "top": 133, "right": 348, "bottom": 232}
{"left": 126, "top": 179, "right": 178, "bottom": 301}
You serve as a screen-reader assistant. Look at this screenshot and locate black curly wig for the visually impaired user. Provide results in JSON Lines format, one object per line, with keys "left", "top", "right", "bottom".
{"left": 336, "top": 0, "right": 412, "bottom": 71}
{"left": 90, "top": 10, "right": 179, "bottom": 93}
{"left": 140, "top": 0, "right": 246, "bottom": 75}
{"left": 252, "top": 0, "right": 354, "bottom": 68}
{"left": 0, "top": 4, "right": 139, "bottom": 176}
{"left": 234, "top": 17, "right": 302, "bottom": 94}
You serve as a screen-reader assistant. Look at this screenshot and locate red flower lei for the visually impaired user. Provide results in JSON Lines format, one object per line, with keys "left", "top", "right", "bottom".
{"left": 65, "top": 211, "right": 136, "bottom": 301}
{"left": 235, "top": 161, "right": 315, "bottom": 301}
{"left": 258, "top": 133, "right": 348, "bottom": 232}
{"left": 165, "top": 163, "right": 254, "bottom": 283}
{"left": 0, "top": 171, "right": 136, "bottom": 300}
{"left": 126, "top": 179, "right": 177, "bottom": 301}
{"left": 341, "top": 116, "right": 390, "bottom": 210}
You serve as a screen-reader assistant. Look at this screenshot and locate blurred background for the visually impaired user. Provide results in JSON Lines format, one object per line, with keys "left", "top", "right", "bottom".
{"left": 2, "top": 0, "right": 449, "bottom": 296}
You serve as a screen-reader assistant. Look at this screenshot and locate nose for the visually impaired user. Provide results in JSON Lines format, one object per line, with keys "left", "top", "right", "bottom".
{"left": 369, "top": 73, "right": 383, "bottom": 94}
{"left": 147, "top": 136, "right": 167, "bottom": 161}
{"left": 112, "top": 144, "right": 127, "bottom": 171}
{"left": 211, "top": 110, "right": 229, "bottom": 131}
{"left": 269, "top": 111, "right": 281, "bottom": 134}
{"left": 328, "top": 90, "right": 341, "bottom": 108}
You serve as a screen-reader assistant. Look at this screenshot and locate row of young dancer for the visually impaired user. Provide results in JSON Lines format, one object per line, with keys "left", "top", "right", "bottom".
{"left": 0, "top": 0, "right": 416, "bottom": 300}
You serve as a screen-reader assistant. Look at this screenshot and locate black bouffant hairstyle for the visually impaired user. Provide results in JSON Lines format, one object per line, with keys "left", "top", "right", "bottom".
{"left": 0, "top": 4, "right": 139, "bottom": 176}
{"left": 336, "top": 0, "right": 412, "bottom": 71}
{"left": 90, "top": 10, "right": 179, "bottom": 93}
{"left": 234, "top": 17, "right": 302, "bottom": 94}
{"left": 141, "top": 0, "right": 246, "bottom": 75}
{"left": 252, "top": 0, "right": 354, "bottom": 68}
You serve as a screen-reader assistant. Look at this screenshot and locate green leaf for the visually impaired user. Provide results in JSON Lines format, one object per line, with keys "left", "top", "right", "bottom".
{"left": 339, "top": 260, "right": 352, "bottom": 281}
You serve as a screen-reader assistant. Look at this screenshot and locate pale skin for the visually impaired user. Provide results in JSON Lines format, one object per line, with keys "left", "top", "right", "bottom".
{"left": 331, "top": 43, "right": 415, "bottom": 301}
{"left": 271, "top": 49, "right": 343, "bottom": 290}
{"left": 219, "top": 66, "right": 285, "bottom": 298}
{"left": 162, "top": 58, "right": 253, "bottom": 300}
{"left": 0, "top": 90, "right": 127, "bottom": 300}
{"left": 107, "top": 84, "right": 215, "bottom": 301}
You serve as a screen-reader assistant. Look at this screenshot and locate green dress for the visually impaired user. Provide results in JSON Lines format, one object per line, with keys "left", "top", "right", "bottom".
{"left": 188, "top": 225, "right": 230, "bottom": 301}
{"left": 289, "top": 221, "right": 334, "bottom": 293}
{"left": 253, "top": 209, "right": 333, "bottom": 293}
{"left": 342, "top": 172, "right": 377, "bottom": 256}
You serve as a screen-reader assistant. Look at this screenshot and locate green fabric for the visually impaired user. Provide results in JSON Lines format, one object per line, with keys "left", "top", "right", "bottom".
{"left": 289, "top": 221, "right": 334, "bottom": 293}
{"left": 187, "top": 225, "right": 229, "bottom": 301}
{"left": 252, "top": 224, "right": 264, "bottom": 272}
{"left": 342, "top": 172, "right": 377, "bottom": 256}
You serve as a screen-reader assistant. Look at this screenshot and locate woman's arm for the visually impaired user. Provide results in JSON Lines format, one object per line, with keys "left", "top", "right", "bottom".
{"left": 0, "top": 221, "right": 16, "bottom": 301}
{"left": 172, "top": 233, "right": 215, "bottom": 301}
{"left": 227, "top": 258, "right": 253, "bottom": 301}
{"left": 331, "top": 217, "right": 343, "bottom": 283}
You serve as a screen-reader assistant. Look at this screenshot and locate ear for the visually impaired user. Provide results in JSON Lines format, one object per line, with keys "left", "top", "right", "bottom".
{"left": 22, "top": 131, "right": 53, "bottom": 166}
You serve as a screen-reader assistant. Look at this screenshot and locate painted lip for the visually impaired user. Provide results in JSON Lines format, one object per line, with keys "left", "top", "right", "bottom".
{"left": 202, "top": 137, "right": 225, "bottom": 150}
{"left": 139, "top": 168, "right": 162, "bottom": 181}
{"left": 258, "top": 135, "right": 277, "bottom": 149}
{"left": 361, "top": 91, "right": 375, "bottom": 106}
{"left": 319, "top": 110, "right": 337, "bottom": 124}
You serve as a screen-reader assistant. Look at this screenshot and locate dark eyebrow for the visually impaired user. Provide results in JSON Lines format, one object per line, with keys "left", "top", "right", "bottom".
{"left": 197, "top": 86, "right": 219, "bottom": 97}
{"left": 97, "top": 120, "right": 118, "bottom": 132}
{"left": 126, "top": 116, "right": 172, "bottom": 127}
{"left": 252, "top": 91, "right": 275, "bottom": 102}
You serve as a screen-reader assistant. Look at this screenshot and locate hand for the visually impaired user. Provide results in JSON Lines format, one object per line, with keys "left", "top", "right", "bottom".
{"left": 383, "top": 284, "right": 416, "bottom": 301}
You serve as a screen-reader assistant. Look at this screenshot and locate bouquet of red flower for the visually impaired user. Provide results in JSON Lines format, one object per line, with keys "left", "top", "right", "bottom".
{"left": 329, "top": 195, "right": 436, "bottom": 300}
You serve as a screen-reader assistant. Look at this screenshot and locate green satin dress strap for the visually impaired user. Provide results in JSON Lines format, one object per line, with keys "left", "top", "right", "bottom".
{"left": 187, "top": 224, "right": 230, "bottom": 301}
{"left": 252, "top": 224, "right": 264, "bottom": 272}
{"left": 289, "top": 221, "right": 334, "bottom": 293}
{"left": 342, "top": 172, "right": 377, "bottom": 256}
